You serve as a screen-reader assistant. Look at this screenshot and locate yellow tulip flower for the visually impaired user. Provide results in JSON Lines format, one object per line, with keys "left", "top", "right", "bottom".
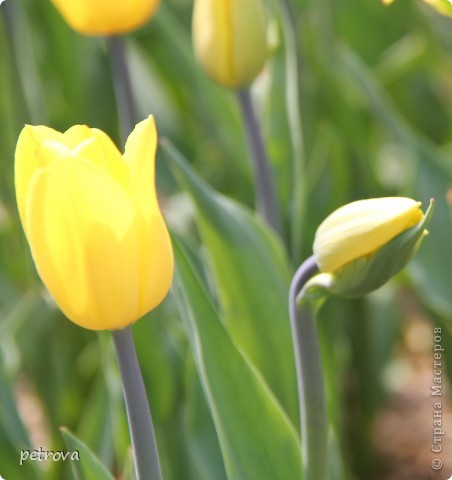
{"left": 15, "top": 116, "right": 173, "bottom": 331}
{"left": 192, "top": 0, "right": 268, "bottom": 88}
{"left": 50, "top": 0, "right": 160, "bottom": 36}
{"left": 313, "top": 197, "right": 424, "bottom": 273}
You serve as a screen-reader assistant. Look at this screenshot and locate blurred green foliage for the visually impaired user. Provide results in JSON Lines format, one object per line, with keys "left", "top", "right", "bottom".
{"left": 1, "top": 0, "right": 451, "bottom": 479}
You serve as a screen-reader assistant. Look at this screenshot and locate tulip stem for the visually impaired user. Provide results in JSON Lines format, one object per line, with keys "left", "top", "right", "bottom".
{"left": 112, "top": 327, "right": 163, "bottom": 480}
{"left": 108, "top": 36, "right": 138, "bottom": 144}
{"left": 289, "top": 255, "right": 328, "bottom": 480}
{"left": 237, "top": 89, "right": 282, "bottom": 236}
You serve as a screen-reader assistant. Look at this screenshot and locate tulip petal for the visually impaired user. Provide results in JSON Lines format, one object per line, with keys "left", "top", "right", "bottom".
{"left": 25, "top": 156, "right": 142, "bottom": 330}
{"left": 123, "top": 116, "right": 158, "bottom": 217}
{"left": 193, "top": 0, "right": 233, "bottom": 86}
{"left": 135, "top": 211, "right": 174, "bottom": 319}
{"left": 73, "top": 129, "right": 129, "bottom": 185}
{"left": 314, "top": 197, "right": 423, "bottom": 272}
{"left": 62, "top": 125, "right": 94, "bottom": 148}
{"left": 15, "top": 125, "right": 66, "bottom": 224}
{"left": 122, "top": 116, "right": 173, "bottom": 317}
{"left": 230, "top": 0, "right": 267, "bottom": 86}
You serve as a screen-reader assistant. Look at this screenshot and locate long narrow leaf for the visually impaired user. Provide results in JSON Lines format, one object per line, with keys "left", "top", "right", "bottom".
{"left": 173, "top": 240, "right": 302, "bottom": 480}
{"left": 163, "top": 141, "right": 298, "bottom": 424}
{"left": 60, "top": 427, "right": 115, "bottom": 480}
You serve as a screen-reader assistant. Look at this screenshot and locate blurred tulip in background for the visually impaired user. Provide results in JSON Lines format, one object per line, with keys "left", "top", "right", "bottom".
{"left": 50, "top": 0, "right": 160, "bottom": 35}
{"left": 192, "top": 0, "right": 268, "bottom": 88}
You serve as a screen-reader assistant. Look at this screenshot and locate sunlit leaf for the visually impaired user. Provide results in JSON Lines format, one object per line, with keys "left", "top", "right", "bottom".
{"left": 60, "top": 427, "right": 115, "bottom": 480}
{"left": 173, "top": 240, "right": 302, "bottom": 480}
{"left": 163, "top": 141, "right": 298, "bottom": 424}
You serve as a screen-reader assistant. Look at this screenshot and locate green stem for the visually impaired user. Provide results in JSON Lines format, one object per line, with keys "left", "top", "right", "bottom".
{"left": 112, "top": 327, "right": 163, "bottom": 480}
{"left": 107, "top": 36, "right": 138, "bottom": 143}
{"left": 289, "top": 256, "right": 328, "bottom": 480}
{"left": 237, "top": 88, "right": 282, "bottom": 236}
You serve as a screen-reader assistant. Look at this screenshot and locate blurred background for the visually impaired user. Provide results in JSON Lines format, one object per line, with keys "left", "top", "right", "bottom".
{"left": 1, "top": 0, "right": 452, "bottom": 479}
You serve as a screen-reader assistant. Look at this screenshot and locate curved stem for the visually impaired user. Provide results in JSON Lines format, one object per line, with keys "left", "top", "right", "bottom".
{"left": 237, "top": 88, "right": 282, "bottom": 236}
{"left": 107, "top": 36, "right": 138, "bottom": 144}
{"left": 112, "top": 327, "right": 163, "bottom": 480}
{"left": 289, "top": 256, "right": 328, "bottom": 480}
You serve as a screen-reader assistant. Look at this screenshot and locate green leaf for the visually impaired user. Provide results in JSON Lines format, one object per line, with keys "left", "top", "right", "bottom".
{"left": 75, "top": 370, "right": 115, "bottom": 469}
{"left": 133, "top": 304, "right": 179, "bottom": 423}
{"left": 412, "top": 157, "right": 452, "bottom": 317}
{"left": 183, "top": 360, "right": 228, "bottom": 480}
{"left": 422, "top": 0, "right": 452, "bottom": 17}
{"left": 340, "top": 45, "right": 452, "bottom": 318}
{"left": 173, "top": 240, "right": 302, "bottom": 480}
{"left": 163, "top": 141, "right": 298, "bottom": 425}
{"left": 0, "top": 367, "right": 32, "bottom": 451}
{"left": 60, "top": 427, "right": 115, "bottom": 480}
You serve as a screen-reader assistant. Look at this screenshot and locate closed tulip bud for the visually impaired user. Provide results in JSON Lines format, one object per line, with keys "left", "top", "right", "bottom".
{"left": 15, "top": 116, "right": 173, "bottom": 330}
{"left": 50, "top": 0, "right": 160, "bottom": 36}
{"left": 192, "top": 0, "right": 268, "bottom": 88}
{"left": 314, "top": 197, "right": 425, "bottom": 273}
{"left": 299, "top": 197, "right": 433, "bottom": 301}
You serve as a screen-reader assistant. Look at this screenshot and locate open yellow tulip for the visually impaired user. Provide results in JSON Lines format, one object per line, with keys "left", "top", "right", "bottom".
{"left": 15, "top": 116, "right": 173, "bottom": 331}
{"left": 192, "top": 0, "right": 268, "bottom": 88}
{"left": 313, "top": 197, "right": 424, "bottom": 273}
{"left": 50, "top": 0, "right": 160, "bottom": 36}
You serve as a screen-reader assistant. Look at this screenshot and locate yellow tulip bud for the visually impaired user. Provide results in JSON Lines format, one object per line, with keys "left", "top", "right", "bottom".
{"left": 50, "top": 0, "right": 160, "bottom": 36}
{"left": 192, "top": 0, "right": 268, "bottom": 88}
{"left": 297, "top": 197, "right": 433, "bottom": 302}
{"left": 15, "top": 116, "right": 173, "bottom": 331}
{"left": 313, "top": 197, "right": 424, "bottom": 273}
